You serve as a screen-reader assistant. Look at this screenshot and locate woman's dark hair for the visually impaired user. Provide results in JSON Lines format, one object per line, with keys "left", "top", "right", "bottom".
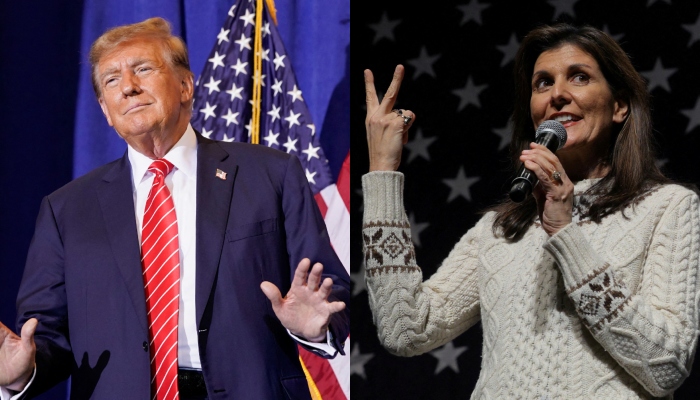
{"left": 489, "top": 22, "right": 669, "bottom": 241}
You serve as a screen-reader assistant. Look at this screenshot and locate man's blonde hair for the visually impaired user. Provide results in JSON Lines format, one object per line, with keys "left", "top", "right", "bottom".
{"left": 89, "top": 17, "right": 192, "bottom": 97}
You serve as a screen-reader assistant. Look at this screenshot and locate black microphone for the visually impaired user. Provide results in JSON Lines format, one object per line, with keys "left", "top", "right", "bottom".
{"left": 509, "top": 120, "right": 568, "bottom": 203}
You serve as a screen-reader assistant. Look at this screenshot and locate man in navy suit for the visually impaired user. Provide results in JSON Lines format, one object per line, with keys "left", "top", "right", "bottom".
{"left": 0, "top": 17, "right": 349, "bottom": 400}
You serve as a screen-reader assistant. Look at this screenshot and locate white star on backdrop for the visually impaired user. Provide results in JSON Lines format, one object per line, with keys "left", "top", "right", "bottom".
{"left": 497, "top": 33, "right": 520, "bottom": 68}
{"left": 245, "top": 119, "right": 253, "bottom": 138}
{"left": 267, "top": 104, "right": 281, "bottom": 122}
{"left": 203, "top": 77, "right": 221, "bottom": 94}
{"left": 283, "top": 136, "right": 298, "bottom": 153}
{"left": 407, "top": 47, "right": 440, "bottom": 79}
{"left": 305, "top": 168, "right": 317, "bottom": 184}
{"left": 640, "top": 58, "right": 677, "bottom": 92}
{"left": 368, "top": 12, "right": 401, "bottom": 43}
{"left": 284, "top": 110, "right": 301, "bottom": 128}
{"left": 271, "top": 79, "right": 283, "bottom": 96}
{"left": 230, "top": 59, "right": 248, "bottom": 76}
{"left": 221, "top": 109, "right": 239, "bottom": 126}
{"left": 239, "top": 9, "right": 256, "bottom": 27}
{"left": 350, "top": 343, "right": 374, "bottom": 379}
{"left": 264, "top": 130, "right": 279, "bottom": 147}
{"left": 443, "top": 167, "right": 480, "bottom": 202}
{"left": 408, "top": 212, "right": 429, "bottom": 247}
{"left": 252, "top": 73, "right": 266, "bottom": 87}
{"left": 301, "top": 143, "right": 320, "bottom": 161}
{"left": 199, "top": 102, "right": 217, "bottom": 120}
{"left": 208, "top": 51, "right": 226, "bottom": 70}
{"left": 547, "top": 0, "right": 578, "bottom": 20}
{"left": 492, "top": 121, "right": 513, "bottom": 151}
{"left": 681, "top": 97, "right": 700, "bottom": 134}
{"left": 355, "top": 187, "right": 364, "bottom": 213}
{"left": 225, "top": 83, "right": 244, "bottom": 101}
{"left": 452, "top": 76, "right": 487, "bottom": 111}
{"left": 273, "top": 52, "right": 286, "bottom": 70}
{"left": 457, "top": 0, "right": 490, "bottom": 25}
{"left": 430, "top": 341, "right": 468, "bottom": 374}
{"left": 254, "top": 48, "right": 270, "bottom": 62}
{"left": 350, "top": 261, "right": 367, "bottom": 297}
{"left": 287, "top": 85, "right": 304, "bottom": 103}
{"left": 601, "top": 24, "right": 624, "bottom": 42}
{"left": 683, "top": 15, "right": 700, "bottom": 47}
{"left": 216, "top": 28, "right": 230, "bottom": 45}
{"left": 234, "top": 33, "right": 252, "bottom": 51}
{"left": 404, "top": 128, "right": 437, "bottom": 163}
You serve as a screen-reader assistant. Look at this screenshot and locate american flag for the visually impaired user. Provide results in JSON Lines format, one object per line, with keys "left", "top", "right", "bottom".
{"left": 352, "top": 0, "right": 700, "bottom": 399}
{"left": 190, "top": 0, "right": 350, "bottom": 399}
{"left": 191, "top": 1, "right": 333, "bottom": 194}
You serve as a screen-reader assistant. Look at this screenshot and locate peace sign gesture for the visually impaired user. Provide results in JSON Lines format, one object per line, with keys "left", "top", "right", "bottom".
{"left": 364, "top": 64, "right": 416, "bottom": 172}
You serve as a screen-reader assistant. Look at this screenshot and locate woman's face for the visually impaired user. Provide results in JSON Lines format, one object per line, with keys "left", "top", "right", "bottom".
{"left": 529, "top": 44, "right": 628, "bottom": 160}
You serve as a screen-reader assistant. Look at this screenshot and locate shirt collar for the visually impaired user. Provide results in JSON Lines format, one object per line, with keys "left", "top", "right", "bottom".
{"left": 128, "top": 124, "right": 198, "bottom": 188}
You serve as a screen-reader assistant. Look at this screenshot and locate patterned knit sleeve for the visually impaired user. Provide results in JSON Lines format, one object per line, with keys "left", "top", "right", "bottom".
{"left": 543, "top": 187, "right": 700, "bottom": 396}
{"left": 362, "top": 171, "right": 483, "bottom": 357}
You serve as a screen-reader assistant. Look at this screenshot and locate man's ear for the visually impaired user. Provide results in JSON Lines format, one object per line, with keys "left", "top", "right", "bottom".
{"left": 98, "top": 97, "right": 114, "bottom": 127}
{"left": 613, "top": 97, "right": 629, "bottom": 124}
{"left": 181, "top": 72, "right": 194, "bottom": 105}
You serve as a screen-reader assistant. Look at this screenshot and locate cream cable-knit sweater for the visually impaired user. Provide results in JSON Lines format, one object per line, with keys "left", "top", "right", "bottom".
{"left": 362, "top": 171, "right": 700, "bottom": 399}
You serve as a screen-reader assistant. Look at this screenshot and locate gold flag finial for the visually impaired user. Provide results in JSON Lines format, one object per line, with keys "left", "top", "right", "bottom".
{"left": 265, "top": 0, "right": 278, "bottom": 26}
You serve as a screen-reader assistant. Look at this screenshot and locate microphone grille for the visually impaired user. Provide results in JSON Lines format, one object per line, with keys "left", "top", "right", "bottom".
{"left": 536, "top": 120, "right": 567, "bottom": 150}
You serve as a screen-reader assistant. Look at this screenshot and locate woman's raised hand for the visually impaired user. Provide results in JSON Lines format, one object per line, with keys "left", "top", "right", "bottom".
{"left": 364, "top": 65, "right": 416, "bottom": 171}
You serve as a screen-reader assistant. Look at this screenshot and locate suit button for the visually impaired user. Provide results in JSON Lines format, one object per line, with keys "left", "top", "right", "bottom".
{"left": 143, "top": 341, "right": 149, "bottom": 352}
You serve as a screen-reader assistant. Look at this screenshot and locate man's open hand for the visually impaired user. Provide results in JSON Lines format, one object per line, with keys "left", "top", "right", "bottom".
{"left": 260, "top": 258, "right": 345, "bottom": 342}
{"left": 0, "top": 318, "right": 37, "bottom": 390}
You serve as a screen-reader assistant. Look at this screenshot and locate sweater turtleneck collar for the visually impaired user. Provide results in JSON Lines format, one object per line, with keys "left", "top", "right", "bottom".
{"left": 573, "top": 177, "right": 603, "bottom": 196}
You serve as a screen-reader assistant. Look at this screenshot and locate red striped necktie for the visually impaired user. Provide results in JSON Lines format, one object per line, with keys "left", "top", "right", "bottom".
{"left": 141, "top": 159, "right": 180, "bottom": 400}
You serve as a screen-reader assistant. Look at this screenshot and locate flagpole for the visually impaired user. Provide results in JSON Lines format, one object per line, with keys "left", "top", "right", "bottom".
{"left": 251, "top": 0, "right": 264, "bottom": 144}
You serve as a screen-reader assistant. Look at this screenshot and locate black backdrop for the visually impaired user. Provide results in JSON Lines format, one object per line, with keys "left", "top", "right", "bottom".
{"left": 351, "top": 0, "right": 700, "bottom": 398}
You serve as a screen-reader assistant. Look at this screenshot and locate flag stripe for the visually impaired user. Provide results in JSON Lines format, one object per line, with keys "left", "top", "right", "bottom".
{"left": 326, "top": 336, "right": 351, "bottom": 398}
{"left": 336, "top": 153, "right": 350, "bottom": 211}
{"left": 319, "top": 184, "right": 350, "bottom": 271}
{"left": 320, "top": 154, "right": 350, "bottom": 399}
{"left": 314, "top": 192, "right": 329, "bottom": 218}
{"left": 299, "top": 346, "right": 345, "bottom": 399}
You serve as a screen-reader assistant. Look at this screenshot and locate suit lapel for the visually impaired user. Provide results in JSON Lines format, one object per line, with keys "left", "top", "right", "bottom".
{"left": 195, "top": 136, "right": 237, "bottom": 325}
{"left": 96, "top": 153, "right": 148, "bottom": 335}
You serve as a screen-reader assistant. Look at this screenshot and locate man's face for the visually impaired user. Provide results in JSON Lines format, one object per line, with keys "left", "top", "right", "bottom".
{"left": 97, "top": 37, "right": 192, "bottom": 144}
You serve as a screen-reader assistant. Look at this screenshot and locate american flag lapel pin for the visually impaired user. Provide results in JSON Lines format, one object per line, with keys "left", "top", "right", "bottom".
{"left": 216, "top": 169, "right": 227, "bottom": 180}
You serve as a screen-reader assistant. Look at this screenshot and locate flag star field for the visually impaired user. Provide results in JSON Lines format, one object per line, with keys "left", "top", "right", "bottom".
{"left": 191, "top": 1, "right": 332, "bottom": 195}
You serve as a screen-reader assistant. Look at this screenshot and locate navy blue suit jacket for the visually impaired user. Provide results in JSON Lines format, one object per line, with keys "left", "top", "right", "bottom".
{"left": 15, "top": 134, "right": 350, "bottom": 399}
